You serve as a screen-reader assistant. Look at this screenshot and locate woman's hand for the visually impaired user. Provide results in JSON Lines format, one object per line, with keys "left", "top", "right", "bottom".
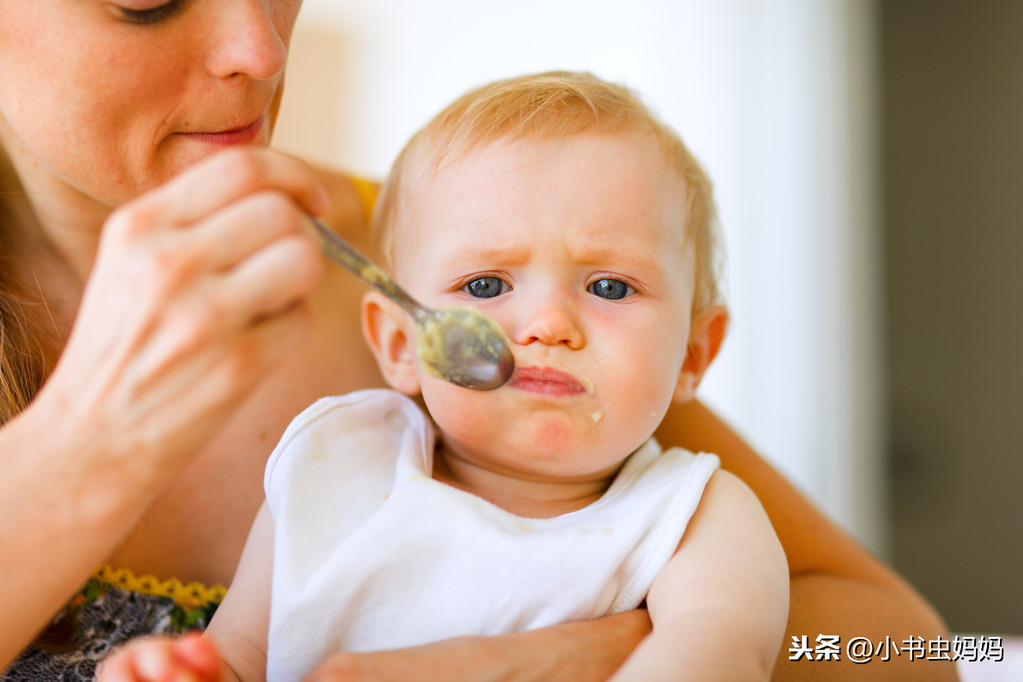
{"left": 41, "top": 147, "right": 328, "bottom": 495}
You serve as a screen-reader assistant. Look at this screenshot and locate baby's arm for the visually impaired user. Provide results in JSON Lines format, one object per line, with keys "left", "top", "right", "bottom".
{"left": 97, "top": 504, "right": 275, "bottom": 682}
{"left": 610, "top": 470, "right": 789, "bottom": 681}
{"left": 201, "top": 501, "right": 276, "bottom": 680}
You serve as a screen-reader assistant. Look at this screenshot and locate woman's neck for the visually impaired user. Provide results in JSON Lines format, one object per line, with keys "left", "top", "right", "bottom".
{"left": 1, "top": 148, "right": 101, "bottom": 337}
{"left": 13, "top": 171, "right": 107, "bottom": 288}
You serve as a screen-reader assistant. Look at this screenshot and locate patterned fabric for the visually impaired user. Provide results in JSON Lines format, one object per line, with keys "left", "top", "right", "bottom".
{"left": 92, "top": 565, "right": 225, "bottom": 617}
{"left": 1, "top": 582, "right": 218, "bottom": 682}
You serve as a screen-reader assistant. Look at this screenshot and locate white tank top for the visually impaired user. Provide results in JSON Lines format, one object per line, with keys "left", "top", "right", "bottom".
{"left": 264, "top": 389, "right": 719, "bottom": 682}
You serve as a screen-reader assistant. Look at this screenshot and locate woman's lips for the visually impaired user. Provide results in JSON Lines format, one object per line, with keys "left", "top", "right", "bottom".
{"left": 510, "top": 366, "right": 589, "bottom": 397}
{"left": 178, "top": 115, "right": 265, "bottom": 146}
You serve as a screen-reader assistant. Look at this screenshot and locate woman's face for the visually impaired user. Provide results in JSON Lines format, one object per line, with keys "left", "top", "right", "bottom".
{"left": 0, "top": 0, "right": 302, "bottom": 207}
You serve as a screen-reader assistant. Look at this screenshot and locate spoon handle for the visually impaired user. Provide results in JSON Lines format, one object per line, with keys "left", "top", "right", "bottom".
{"left": 311, "top": 218, "right": 425, "bottom": 319}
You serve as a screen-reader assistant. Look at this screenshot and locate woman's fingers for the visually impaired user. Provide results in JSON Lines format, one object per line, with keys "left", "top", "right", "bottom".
{"left": 105, "top": 148, "right": 326, "bottom": 333}
{"left": 130, "top": 147, "right": 329, "bottom": 228}
{"left": 185, "top": 188, "right": 322, "bottom": 275}
{"left": 212, "top": 229, "right": 323, "bottom": 326}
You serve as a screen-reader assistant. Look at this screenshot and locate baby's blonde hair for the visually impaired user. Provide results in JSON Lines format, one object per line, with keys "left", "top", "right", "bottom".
{"left": 372, "top": 70, "right": 725, "bottom": 313}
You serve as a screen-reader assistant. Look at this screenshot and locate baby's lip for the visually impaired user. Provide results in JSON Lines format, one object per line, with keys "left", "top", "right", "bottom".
{"left": 510, "top": 366, "right": 589, "bottom": 396}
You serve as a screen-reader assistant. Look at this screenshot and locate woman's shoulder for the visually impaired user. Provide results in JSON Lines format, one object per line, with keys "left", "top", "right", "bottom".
{"left": 307, "top": 162, "right": 380, "bottom": 246}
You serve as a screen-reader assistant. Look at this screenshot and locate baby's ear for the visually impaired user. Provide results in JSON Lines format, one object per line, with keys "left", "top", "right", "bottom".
{"left": 362, "top": 291, "right": 422, "bottom": 395}
{"left": 673, "top": 305, "right": 729, "bottom": 404}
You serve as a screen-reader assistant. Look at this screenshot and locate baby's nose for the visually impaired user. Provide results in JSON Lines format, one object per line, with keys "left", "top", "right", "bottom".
{"left": 512, "top": 294, "right": 584, "bottom": 349}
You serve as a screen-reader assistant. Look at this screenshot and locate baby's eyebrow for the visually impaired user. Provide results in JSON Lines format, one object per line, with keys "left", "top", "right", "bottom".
{"left": 570, "top": 245, "right": 662, "bottom": 272}
{"left": 434, "top": 244, "right": 531, "bottom": 269}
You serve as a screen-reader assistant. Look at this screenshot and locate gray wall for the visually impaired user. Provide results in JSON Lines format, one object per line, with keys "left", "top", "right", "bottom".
{"left": 883, "top": 0, "right": 1023, "bottom": 634}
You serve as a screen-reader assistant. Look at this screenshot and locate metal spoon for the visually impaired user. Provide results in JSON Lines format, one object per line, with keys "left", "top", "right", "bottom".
{"left": 311, "top": 218, "right": 514, "bottom": 390}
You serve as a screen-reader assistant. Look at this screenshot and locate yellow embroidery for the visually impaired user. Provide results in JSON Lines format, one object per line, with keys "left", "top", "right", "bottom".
{"left": 93, "top": 564, "right": 226, "bottom": 612}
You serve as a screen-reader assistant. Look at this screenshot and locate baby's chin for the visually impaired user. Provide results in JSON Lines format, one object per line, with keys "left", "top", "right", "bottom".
{"left": 437, "top": 409, "right": 637, "bottom": 474}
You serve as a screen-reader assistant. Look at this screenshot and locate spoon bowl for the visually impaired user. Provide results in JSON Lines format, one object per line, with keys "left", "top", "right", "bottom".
{"left": 415, "top": 306, "right": 515, "bottom": 390}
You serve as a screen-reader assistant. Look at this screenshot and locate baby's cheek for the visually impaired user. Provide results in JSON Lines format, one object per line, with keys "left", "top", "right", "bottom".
{"left": 422, "top": 385, "right": 500, "bottom": 437}
{"left": 611, "top": 360, "right": 676, "bottom": 427}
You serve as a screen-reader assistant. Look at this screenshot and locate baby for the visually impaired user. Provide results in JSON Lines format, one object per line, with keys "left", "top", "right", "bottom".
{"left": 101, "top": 71, "right": 788, "bottom": 682}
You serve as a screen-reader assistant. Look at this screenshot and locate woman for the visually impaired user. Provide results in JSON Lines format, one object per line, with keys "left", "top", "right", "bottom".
{"left": 0, "top": 1, "right": 953, "bottom": 680}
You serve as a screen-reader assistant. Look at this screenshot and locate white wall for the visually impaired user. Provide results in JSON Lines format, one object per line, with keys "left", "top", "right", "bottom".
{"left": 275, "top": 0, "right": 886, "bottom": 553}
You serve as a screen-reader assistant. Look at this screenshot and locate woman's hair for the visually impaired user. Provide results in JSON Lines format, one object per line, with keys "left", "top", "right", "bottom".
{"left": 371, "top": 70, "right": 725, "bottom": 313}
{"left": 0, "top": 145, "right": 50, "bottom": 427}
{"left": 1, "top": 144, "right": 70, "bottom": 649}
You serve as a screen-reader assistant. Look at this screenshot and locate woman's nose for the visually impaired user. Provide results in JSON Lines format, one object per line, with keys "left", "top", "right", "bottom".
{"left": 205, "top": 1, "right": 289, "bottom": 81}
{"left": 511, "top": 294, "right": 585, "bottom": 350}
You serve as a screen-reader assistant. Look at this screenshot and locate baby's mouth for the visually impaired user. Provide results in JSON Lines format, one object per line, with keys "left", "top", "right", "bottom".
{"left": 509, "top": 366, "right": 591, "bottom": 397}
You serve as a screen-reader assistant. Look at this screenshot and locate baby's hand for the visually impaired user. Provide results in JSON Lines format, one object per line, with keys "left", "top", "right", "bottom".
{"left": 97, "top": 632, "right": 223, "bottom": 682}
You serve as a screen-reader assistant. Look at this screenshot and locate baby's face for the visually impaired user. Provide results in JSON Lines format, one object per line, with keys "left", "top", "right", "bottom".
{"left": 391, "top": 132, "right": 698, "bottom": 480}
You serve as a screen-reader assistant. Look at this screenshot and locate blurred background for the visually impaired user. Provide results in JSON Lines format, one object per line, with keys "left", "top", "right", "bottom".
{"left": 273, "top": 0, "right": 1022, "bottom": 635}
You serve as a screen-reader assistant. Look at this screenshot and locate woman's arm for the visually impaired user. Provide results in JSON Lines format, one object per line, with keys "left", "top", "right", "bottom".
{"left": 0, "top": 404, "right": 151, "bottom": 666}
{"left": 654, "top": 400, "right": 960, "bottom": 681}
{"left": 303, "top": 611, "right": 652, "bottom": 682}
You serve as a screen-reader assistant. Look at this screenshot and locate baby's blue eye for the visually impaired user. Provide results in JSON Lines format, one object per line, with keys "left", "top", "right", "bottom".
{"left": 588, "top": 278, "right": 634, "bottom": 300}
{"left": 465, "top": 277, "right": 508, "bottom": 299}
